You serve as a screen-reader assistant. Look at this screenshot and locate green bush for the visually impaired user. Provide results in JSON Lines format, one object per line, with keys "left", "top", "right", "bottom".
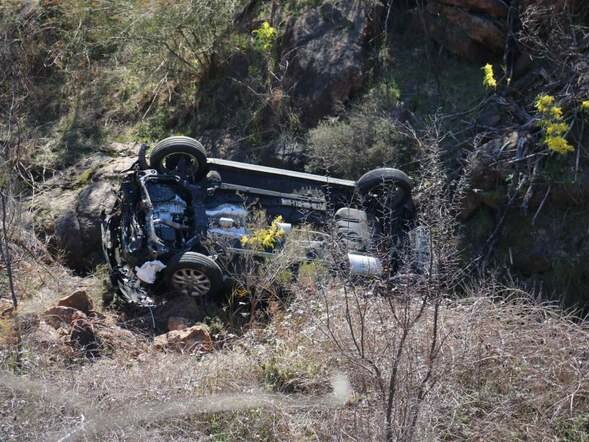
{"left": 124, "top": 0, "right": 239, "bottom": 82}
{"left": 306, "top": 91, "right": 413, "bottom": 178}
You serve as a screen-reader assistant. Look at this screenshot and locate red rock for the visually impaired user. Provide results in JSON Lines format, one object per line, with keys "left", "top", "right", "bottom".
{"left": 154, "top": 324, "right": 213, "bottom": 353}
{"left": 57, "top": 290, "right": 93, "bottom": 314}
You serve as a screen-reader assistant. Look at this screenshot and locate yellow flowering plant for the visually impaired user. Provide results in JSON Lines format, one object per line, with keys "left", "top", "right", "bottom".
{"left": 581, "top": 100, "right": 589, "bottom": 111}
{"left": 545, "top": 122, "right": 568, "bottom": 137}
{"left": 546, "top": 136, "right": 573, "bottom": 154}
{"left": 549, "top": 106, "right": 563, "bottom": 120}
{"left": 535, "top": 94, "right": 555, "bottom": 113}
{"left": 482, "top": 63, "right": 497, "bottom": 89}
{"left": 535, "top": 94, "right": 574, "bottom": 155}
{"left": 252, "top": 21, "right": 277, "bottom": 52}
{"left": 241, "top": 216, "right": 286, "bottom": 250}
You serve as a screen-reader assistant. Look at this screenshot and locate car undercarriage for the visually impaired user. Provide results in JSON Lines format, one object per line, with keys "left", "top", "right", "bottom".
{"left": 101, "top": 136, "right": 421, "bottom": 307}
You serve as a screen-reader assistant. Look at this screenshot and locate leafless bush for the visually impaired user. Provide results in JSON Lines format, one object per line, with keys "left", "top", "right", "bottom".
{"left": 519, "top": 0, "right": 589, "bottom": 64}
{"left": 311, "top": 119, "right": 461, "bottom": 441}
{"left": 517, "top": 0, "right": 589, "bottom": 131}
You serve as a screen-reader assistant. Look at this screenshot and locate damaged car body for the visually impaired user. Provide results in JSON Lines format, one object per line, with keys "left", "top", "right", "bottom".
{"left": 101, "top": 136, "right": 422, "bottom": 306}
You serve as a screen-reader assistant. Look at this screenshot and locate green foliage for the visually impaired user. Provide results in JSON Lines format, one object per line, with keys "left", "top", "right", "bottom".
{"left": 76, "top": 167, "right": 97, "bottom": 186}
{"left": 125, "top": 0, "right": 238, "bottom": 80}
{"left": 0, "top": 0, "right": 245, "bottom": 172}
{"left": 306, "top": 86, "right": 413, "bottom": 178}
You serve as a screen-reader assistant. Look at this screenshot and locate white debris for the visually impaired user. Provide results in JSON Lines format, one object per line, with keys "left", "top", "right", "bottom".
{"left": 276, "top": 222, "right": 292, "bottom": 233}
{"left": 331, "top": 372, "right": 353, "bottom": 404}
{"left": 347, "top": 253, "right": 383, "bottom": 276}
{"left": 135, "top": 260, "right": 166, "bottom": 284}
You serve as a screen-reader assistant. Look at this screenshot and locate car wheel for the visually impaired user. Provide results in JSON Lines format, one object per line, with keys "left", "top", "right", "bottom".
{"left": 168, "top": 252, "right": 223, "bottom": 297}
{"left": 356, "top": 168, "right": 411, "bottom": 210}
{"left": 150, "top": 136, "right": 208, "bottom": 180}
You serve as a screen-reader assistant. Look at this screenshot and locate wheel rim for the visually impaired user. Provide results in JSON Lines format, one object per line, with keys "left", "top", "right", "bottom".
{"left": 171, "top": 268, "right": 212, "bottom": 296}
{"left": 160, "top": 152, "right": 201, "bottom": 176}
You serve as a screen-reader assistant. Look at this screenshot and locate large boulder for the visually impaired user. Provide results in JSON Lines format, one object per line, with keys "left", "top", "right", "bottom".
{"left": 281, "top": 1, "right": 375, "bottom": 126}
{"left": 30, "top": 143, "right": 136, "bottom": 271}
{"left": 425, "top": 0, "right": 507, "bottom": 61}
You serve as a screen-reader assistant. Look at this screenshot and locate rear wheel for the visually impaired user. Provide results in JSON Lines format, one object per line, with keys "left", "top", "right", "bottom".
{"left": 356, "top": 168, "right": 411, "bottom": 210}
{"left": 356, "top": 168, "right": 413, "bottom": 258}
{"left": 168, "top": 252, "right": 223, "bottom": 298}
{"left": 150, "top": 136, "right": 208, "bottom": 181}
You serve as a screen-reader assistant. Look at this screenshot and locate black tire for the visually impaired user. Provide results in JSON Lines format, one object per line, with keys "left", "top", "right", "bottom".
{"left": 150, "top": 136, "right": 208, "bottom": 180}
{"left": 356, "top": 168, "right": 412, "bottom": 209}
{"left": 167, "top": 252, "right": 223, "bottom": 297}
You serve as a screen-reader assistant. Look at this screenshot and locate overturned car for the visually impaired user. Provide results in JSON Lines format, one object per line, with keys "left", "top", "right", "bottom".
{"left": 101, "top": 136, "right": 420, "bottom": 306}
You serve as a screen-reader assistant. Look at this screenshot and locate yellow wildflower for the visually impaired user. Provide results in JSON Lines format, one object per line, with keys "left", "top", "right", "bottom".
{"left": 233, "top": 287, "right": 249, "bottom": 298}
{"left": 482, "top": 64, "right": 497, "bottom": 89}
{"left": 545, "top": 122, "right": 568, "bottom": 137}
{"left": 549, "top": 106, "right": 563, "bottom": 120}
{"left": 535, "top": 93, "right": 573, "bottom": 154}
{"left": 545, "top": 136, "right": 574, "bottom": 154}
{"left": 582, "top": 100, "right": 589, "bottom": 111}
{"left": 252, "top": 21, "right": 277, "bottom": 52}
{"left": 535, "top": 94, "right": 555, "bottom": 113}
{"left": 241, "top": 216, "right": 285, "bottom": 250}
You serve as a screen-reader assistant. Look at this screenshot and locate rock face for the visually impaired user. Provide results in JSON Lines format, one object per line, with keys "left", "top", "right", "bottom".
{"left": 31, "top": 143, "right": 136, "bottom": 271}
{"left": 281, "top": 2, "right": 374, "bottom": 126}
{"left": 425, "top": 0, "right": 508, "bottom": 61}
{"left": 461, "top": 133, "right": 589, "bottom": 308}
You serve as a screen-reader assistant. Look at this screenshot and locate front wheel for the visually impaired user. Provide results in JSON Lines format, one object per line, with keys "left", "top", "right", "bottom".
{"left": 167, "top": 252, "right": 223, "bottom": 298}
{"left": 150, "top": 136, "right": 208, "bottom": 181}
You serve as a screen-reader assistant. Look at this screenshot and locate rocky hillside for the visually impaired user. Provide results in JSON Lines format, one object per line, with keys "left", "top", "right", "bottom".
{"left": 3, "top": 0, "right": 587, "bottom": 308}
{"left": 2, "top": 1, "right": 589, "bottom": 440}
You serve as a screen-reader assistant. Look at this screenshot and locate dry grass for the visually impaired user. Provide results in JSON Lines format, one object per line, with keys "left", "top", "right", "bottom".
{"left": 2, "top": 268, "right": 589, "bottom": 440}
{"left": 1, "top": 161, "right": 589, "bottom": 441}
